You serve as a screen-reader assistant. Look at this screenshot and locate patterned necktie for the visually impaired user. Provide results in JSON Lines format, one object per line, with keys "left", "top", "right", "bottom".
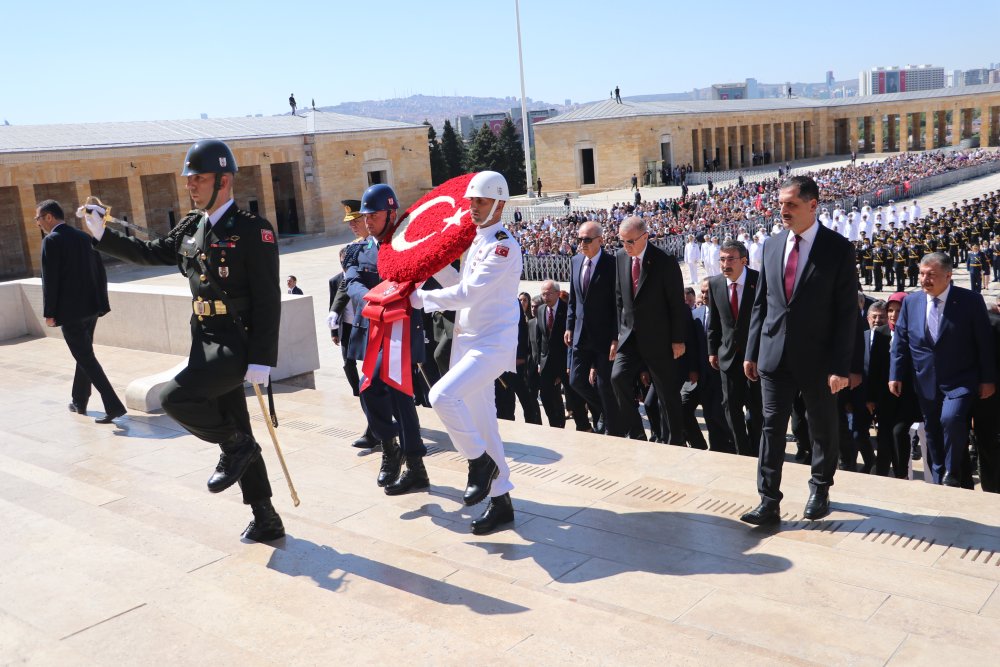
{"left": 928, "top": 296, "right": 942, "bottom": 342}
{"left": 582, "top": 257, "right": 592, "bottom": 296}
{"left": 784, "top": 234, "right": 801, "bottom": 302}
{"left": 546, "top": 305, "right": 554, "bottom": 334}
{"left": 631, "top": 256, "right": 641, "bottom": 295}
{"left": 730, "top": 282, "right": 739, "bottom": 320}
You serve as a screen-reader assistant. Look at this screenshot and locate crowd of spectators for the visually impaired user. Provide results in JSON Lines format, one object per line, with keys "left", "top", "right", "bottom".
{"left": 510, "top": 149, "right": 1000, "bottom": 258}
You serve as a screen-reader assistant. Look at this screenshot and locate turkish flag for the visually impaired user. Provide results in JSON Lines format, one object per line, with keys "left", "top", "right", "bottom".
{"left": 377, "top": 173, "right": 478, "bottom": 283}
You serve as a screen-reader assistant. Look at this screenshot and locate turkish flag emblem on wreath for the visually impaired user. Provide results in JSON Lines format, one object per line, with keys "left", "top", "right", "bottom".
{"left": 360, "top": 173, "right": 478, "bottom": 396}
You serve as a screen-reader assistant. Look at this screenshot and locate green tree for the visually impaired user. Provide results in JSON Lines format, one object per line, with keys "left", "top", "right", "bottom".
{"left": 466, "top": 123, "right": 499, "bottom": 174}
{"left": 424, "top": 120, "right": 447, "bottom": 186}
{"left": 495, "top": 117, "right": 527, "bottom": 196}
{"left": 440, "top": 119, "right": 467, "bottom": 179}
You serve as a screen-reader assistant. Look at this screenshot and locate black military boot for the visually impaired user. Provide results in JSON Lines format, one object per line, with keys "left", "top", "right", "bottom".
{"left": 241, "top": 500, "right": 285, "bottom": 542}
{"left": 376, "top": 438, "right": 402, "bottom": 487}
{"left": 470, "top": 493, "right": 514, "bottom": 535}
{"left": 384, "top": 455, "right": 429, "bottom": 496}
{"left": 352, "top": 426, "right": 379, "bottom": 449}
{"left": 207, "top": 433, "right": 261, "bottom": 493}
{"left": 463, "top": 452, "right": 499, "bottom": 506}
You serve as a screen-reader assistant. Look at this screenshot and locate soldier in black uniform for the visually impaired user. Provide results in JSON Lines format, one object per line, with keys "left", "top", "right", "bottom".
{"left": 871, "top": 240, "right": 885, "bottom": 291}
{"left": 907, "top": 240, "right": 921, "bottom": 288}
{"left": 892, "top": 241, "right": 907, "bottom": 292}
{"left": 968, "top": 244, "right": 985, "bottom": 294}
{"left": 83, "top": 139, "right": 284, "bottom": 542}
{"left": 860, "top": 238, "right": 873, "bottom": 285}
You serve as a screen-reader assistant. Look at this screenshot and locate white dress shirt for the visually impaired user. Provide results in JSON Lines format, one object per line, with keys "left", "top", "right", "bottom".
{"left": 782, "top": 221, "right": 820, "bottom": 293}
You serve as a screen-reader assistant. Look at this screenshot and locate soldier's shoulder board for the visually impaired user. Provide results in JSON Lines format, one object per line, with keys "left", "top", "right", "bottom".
{"left": 495, "top": 230, "right": 509, "bottom": 241}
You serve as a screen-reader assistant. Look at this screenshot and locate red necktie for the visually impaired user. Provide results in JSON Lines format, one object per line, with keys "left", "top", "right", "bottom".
{"left": 631, "top": 256, "right": 641, "bottom": 295}
{"left": 730, "top": 282, "right": 739, "bottom": 320}
{"left": 784, "top": 234, "right": 801, "bottom": 302}
{"left": 546, "top": 306, "right": 554, "bottom": 333}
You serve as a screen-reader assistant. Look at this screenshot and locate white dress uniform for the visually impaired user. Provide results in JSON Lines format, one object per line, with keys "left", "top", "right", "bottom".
{"left": 683, "top": 241, "right": 701, "bottom": 284}
{"left": 411, "top": 223, "right": 522, "bottom": 499}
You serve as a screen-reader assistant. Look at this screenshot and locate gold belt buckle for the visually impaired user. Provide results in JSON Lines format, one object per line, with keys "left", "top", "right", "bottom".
{"left": 193, "top": 301, "right": 207, "bottom": 316}
{"left": 215, "top": 301, "right": 228, "bottom": 315}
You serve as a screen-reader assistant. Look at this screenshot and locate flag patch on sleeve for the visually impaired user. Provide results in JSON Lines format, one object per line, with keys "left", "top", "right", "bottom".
{"left": 495, "top": 245, "right": 509, "bottom": 257}
{"left": 261, "top": 229, "right": 275, "bottom": 243}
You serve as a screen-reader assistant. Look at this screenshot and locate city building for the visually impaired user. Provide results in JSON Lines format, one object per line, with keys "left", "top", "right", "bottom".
{"left": 534, "top": 83, "right": 1000, "bottom": 193}
{"left": 456, "top": 112, "right": 508, "bottom": 140}
{"left": 0, "top": 110, "right": 431, "bottom": 279}
{"left": 858, "top": 65, "right": 945, "bottom": 96}
{"left": 711, "top": 83, "right": 748, "bottom": 101}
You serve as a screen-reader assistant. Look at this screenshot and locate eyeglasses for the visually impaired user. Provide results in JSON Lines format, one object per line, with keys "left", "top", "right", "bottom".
{"left": 577, "top": 236, "right": 599, "bottom": 244}
{"left": 622, "top": 231, "right": 648, "bottom": 246}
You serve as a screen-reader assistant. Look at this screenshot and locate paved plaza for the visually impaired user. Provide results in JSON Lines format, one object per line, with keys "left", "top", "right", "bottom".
{"left": 4, "top": 168, "right": 1000, "bottom": 665}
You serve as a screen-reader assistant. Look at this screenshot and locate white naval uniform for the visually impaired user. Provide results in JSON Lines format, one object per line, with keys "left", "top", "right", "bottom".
{"left": 411, "top": 223, "right": 522, "bottom": 498}
{"left": 683, "top": 241, "right": 701, "bottom": 284}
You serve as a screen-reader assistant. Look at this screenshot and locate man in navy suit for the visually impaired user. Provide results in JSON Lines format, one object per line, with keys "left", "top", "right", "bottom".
{"left": 564, "top": 221, "right": 623, "bottom": 436}
{"left": 532, "top": 280, "right": 568, "bottom": 428}
{"left": 36, "top": 199, "right": 126, "bottom": 424}
{"left": 689, "top": 278, "right": 734, "bottom": 452}
{"left": 707, "top": 240, "right": 761, "bottom": 456}
{"left": 889, "top": 252, "right": 996, "bottom": 486}
{"left": 742, "top": 176, "right": 858, "bottom": 525}
{"left": 611, "top": 216, "right": 689, "bottom": 444}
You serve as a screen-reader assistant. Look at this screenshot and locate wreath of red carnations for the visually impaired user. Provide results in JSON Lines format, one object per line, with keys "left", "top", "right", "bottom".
{"left": 376, "top": 173, "right": 478, "bottom": 282}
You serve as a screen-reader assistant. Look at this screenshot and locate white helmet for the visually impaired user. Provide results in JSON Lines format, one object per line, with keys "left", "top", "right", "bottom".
{"left": 465, "top": 171, "right": 509, "bottom": 201}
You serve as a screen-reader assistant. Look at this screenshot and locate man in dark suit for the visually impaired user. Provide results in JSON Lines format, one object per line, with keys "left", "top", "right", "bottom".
{"left": 687, "top": 278, "right": 733, "bottom": 451}
{"left": 36, "top": 199, "right": 126, "bottom": 424}
{"left": 707, "top": 240, "right": 761, "bottom": 456}
{"left": 564, "top": 221, "right": 622, "bottom": 436}
{"left": 889, "top": 252, "right": 996, "bottom": 486}
{"left": 532, "top": 280, "right": 568, "bottom": 428}
{"left": 496, "top": 300, "right": 542, "bottom": 424}
{"left": 610, "top": 216, "right": 689, "bottom": 444}
{"left": 973, "top": 295, "right": 1000, "bottom": 493}
{"left": 742, "top": 176, "right": 858, "bottom": 524}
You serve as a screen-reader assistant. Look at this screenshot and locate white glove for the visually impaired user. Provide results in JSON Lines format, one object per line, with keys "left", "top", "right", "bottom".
{"left": 409, "top": 289, "right": 423, "bottom": 309}
{"left": 78, "top": 204, "right": 106, "bottom": 241}
{"left": 326, "top": 310, "right": 340, "bottom": 330}
{"left": 245, "top": 364, "right": 270, "bottom": 386}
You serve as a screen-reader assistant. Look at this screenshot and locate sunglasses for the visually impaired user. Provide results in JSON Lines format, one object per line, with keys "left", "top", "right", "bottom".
{"left": 622, "top": 231, "right": 648, "bottom": 246}
{"left": 577, "top": 236, "right": 599, "bottom": 244}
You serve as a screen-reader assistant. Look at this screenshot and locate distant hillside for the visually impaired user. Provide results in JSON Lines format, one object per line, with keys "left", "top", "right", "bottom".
{"left": 317, "top": 94, "right": 564, "bottom": 131}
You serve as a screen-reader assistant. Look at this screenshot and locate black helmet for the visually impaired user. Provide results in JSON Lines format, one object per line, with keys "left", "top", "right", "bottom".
{"left": 181, "top": 139, "right": 238, "bottom": 176}
{"left": 360, "top": 184, "right": 398, "bottom": 214}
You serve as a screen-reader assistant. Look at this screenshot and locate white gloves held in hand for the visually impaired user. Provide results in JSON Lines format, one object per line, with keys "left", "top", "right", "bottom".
{"left": 245, "top": 364, "right": 270, "bottom": 386}
{"left": 78, "top": 204, "right": 106, "bottom": 241}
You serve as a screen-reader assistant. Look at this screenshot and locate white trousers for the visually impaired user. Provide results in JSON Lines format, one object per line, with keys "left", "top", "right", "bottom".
{"left": 686, "top": 261, "right": 699, "bottom": 284}
{"left": 429, "top": 335, "right": 513, "bottom": 497}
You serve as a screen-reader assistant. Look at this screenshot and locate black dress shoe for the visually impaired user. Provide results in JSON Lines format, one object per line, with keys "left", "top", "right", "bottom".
{"left": 207, "top": 435, "right": 261, "bottom": 493}
{"left": 352, "top": 428, "right": 378, "bottom": 449}
{"left": 803, "top": 492, "right": 831, "bottom": 520}
{"left": 463, "top": 452, "right": 499, "bottom": 506}
{"left": 94, "top": 408, "right": 126, "bottom": 424}
{"left": 942, "top": 472, "right": 961, "bottom": 487}
{"left": 471, "top": 493, "right": 514, "bottom": 535}
{"left": 740, "top": 503, "right": 781, "bottom": 526}
{"left": 376, "top": 438, "right": 402, "bottom": 487}
{"left": 68, "top": 402, "right": 87, "bottom": 414}
{"left": 241, "top": 500, "right": 285, "bottom": 542}
{"left": 794, "top": 448, "right": 809, "bottom": 463}
{"left": 384, "top": 456, "right": 429, "bottom": 496}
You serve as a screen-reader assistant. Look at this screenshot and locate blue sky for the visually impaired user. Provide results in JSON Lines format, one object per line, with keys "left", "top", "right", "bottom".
{"left": 3, "top": 0, "right": 998, "bottom": 125}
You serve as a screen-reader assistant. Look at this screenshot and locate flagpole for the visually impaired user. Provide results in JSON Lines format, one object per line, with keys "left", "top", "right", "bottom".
{"left": 515, "top": 0, "right": 534, "bottom": 198}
